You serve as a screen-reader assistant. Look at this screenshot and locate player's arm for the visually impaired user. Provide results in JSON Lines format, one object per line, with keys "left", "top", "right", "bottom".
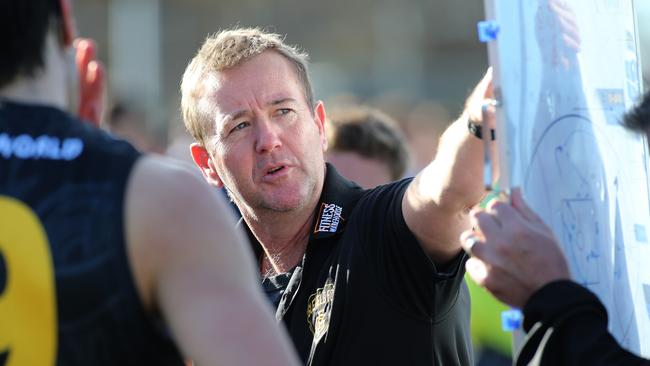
{"left": 124, "top": 155, "right": 300, "bottom": 366}
{"left": 402, "top": 69, "right": 495, "bottom": 265}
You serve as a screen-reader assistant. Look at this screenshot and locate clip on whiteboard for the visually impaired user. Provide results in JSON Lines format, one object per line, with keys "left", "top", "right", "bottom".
{"left": 501, "top": 308, "right": 523, "bottom": 332}
{"left": 478, "top": 21, "right": 500, "bottom": 43}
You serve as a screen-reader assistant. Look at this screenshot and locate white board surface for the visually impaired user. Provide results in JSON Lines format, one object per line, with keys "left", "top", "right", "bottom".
{"left": 484, "top": 0, "right": 650, "bottom": 356}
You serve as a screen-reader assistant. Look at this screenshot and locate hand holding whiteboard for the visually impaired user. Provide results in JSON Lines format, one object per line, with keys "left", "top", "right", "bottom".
{"left": 483, "top": 0, "right": 650, "bottom": 357}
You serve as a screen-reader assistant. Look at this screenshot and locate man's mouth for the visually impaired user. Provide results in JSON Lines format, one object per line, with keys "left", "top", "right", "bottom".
{"left": 267, "top": 165, "right": 285, "bottom": 175}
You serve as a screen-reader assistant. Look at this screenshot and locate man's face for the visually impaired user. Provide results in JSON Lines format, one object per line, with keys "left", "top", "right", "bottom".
{"left": 202, "top": 51, "right": 327, "bottom": 215}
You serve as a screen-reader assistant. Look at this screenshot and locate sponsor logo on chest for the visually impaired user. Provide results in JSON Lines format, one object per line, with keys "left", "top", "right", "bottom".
{"left": 0, "top": 134, "right": 84, "bottom": 161}
{"left": 315, "top": 203, "right": 343, "bottom": 233}
{"left": 306, "top": 278, "right": 335, "bottom": 341}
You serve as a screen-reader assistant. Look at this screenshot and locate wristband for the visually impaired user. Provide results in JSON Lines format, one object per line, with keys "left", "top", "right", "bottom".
{"left": 468, "top": 119, "right": 496, "bottom": 140}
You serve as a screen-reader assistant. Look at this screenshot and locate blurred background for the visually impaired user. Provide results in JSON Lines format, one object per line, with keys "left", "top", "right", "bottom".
{"left": 71, "top": 0, "right": 650, "bottom": 364}
{"left": 72, "top": 0, "right": 650, "bottom": 167}
{"left": 72, "top": 0, "right": 650, "bottom": 164}
{"left": 71, "top": 0, "right": 486, "bottom": 167}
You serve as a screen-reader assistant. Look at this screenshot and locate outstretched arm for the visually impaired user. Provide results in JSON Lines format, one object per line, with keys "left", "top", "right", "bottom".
{"left": 403, "top": 69, "right": 496, "bottom": 264}
{"left": 125, "top": 156, "right": 300, "bottom": 366}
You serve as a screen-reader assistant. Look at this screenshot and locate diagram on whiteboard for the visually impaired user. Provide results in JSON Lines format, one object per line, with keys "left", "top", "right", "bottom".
{"left": 485, "top": 0, "right": 650, "bottom": 356}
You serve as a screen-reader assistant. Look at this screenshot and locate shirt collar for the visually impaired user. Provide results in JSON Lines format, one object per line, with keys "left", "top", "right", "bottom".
{"left": 309, "top": 162, "right": 364, "bottom": 240}
{"left": 237, "top": 163, "right": 365, "bottom": 259}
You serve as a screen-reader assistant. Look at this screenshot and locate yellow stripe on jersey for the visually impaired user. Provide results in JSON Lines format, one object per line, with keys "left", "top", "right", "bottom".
{"left": 0, "top": 196, "right": 57, "bottom": 365}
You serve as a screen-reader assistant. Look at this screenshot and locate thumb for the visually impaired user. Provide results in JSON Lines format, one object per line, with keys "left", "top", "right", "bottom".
{"left": 482, "top": 67, "right": 494, "bottom": 99}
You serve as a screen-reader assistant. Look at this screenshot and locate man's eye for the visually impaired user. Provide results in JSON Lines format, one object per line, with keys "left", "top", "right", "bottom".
{"left": 276, "top": 108, "right": 292, "bottom": 116}
{"left": 230, "top": 122, "right": 249, "bottom": 133}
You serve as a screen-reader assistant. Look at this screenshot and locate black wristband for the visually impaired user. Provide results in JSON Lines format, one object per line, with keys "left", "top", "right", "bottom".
{"left": 468, "top": 119, "right": 496, "bottom": 140}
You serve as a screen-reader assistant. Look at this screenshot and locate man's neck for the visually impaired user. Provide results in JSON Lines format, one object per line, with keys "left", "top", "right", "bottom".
{"left": 244, "top": 201, "right": 319, "bottom": 277}
{"left": 239, "top": 165, "right": 328, "bottom": 277}
{"left": 1, "top": 79, "right": 66, "bottom": 109}
{"left": 0, "top": 33, "right": 68, "bottom": 110}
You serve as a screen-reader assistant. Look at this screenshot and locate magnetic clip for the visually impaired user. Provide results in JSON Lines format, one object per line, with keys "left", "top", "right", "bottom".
{"left": 478, "top": 21, "right": 500, "bottom": 43}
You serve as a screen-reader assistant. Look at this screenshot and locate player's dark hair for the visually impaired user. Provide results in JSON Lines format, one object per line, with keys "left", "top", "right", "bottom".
{"left": 0, "top": 0, "right": 63, "bottom": 88}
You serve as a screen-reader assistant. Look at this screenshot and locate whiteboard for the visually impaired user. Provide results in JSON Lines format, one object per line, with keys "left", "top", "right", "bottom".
{"left": 484, "top": 0, "right": 650, "bottom": 356}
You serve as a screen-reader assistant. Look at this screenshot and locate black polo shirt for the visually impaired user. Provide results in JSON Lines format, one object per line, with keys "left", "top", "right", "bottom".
{"left": 246, "top": 164, "right": 472, "bottom": 366}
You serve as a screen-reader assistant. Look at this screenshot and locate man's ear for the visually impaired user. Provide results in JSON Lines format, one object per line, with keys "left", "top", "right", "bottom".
{"left": 314, "top": 101, "right": 328, "bottom": 152}
{"left": 190, "top": 143, "right": 224, "bottom": 188}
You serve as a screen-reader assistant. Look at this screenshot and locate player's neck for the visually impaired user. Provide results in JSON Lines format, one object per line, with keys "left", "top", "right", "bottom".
{"left": 0, "top": 34, "right": 68, "bottom": 110}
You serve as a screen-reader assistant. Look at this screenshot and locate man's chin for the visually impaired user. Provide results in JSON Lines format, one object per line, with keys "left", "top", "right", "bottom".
{"left": 258, "top": 192, "right": 310, "bottom": 213}
{"left": 260, "top": 200, "right": 304, "bottom": 213}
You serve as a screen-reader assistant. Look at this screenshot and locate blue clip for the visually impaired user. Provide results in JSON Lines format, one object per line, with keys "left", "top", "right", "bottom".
{"left": 501, "top": 308, "right": 523, "bottom": 331}
{"left": 478, "top": 21, "right": 500, "bottom": 42}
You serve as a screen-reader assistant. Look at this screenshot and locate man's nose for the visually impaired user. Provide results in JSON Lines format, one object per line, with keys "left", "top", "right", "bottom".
{"left": 255, "top": 118, "right": 282, "bottom": 154}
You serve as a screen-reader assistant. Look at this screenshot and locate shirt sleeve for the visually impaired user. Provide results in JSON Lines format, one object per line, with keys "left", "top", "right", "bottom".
{"left": 352, "top": 178, "right": 468, "bottom": 317}
{"left": 517, "top": 280, "right": 650, "bottom": 366}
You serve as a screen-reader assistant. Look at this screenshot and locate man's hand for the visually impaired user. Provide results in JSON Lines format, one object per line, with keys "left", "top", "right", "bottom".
{"left": 460, "top": 189, "right": 571, "bottom": 308}
{"left": 464, "top": 68, "right": 496, "bottom": 129}
{"left": 75, "top": 38, "right": 105, "bottom": 127}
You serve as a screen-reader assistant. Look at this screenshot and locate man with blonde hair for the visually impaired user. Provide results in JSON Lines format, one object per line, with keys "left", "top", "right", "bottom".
{"left": 184, "top": 27, "right": 493, "bottom": 365}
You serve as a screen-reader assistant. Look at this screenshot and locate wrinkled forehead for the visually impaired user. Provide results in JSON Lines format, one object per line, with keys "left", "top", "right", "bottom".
{"left": 199, "top": 60, "right": 307, "bottom": 118}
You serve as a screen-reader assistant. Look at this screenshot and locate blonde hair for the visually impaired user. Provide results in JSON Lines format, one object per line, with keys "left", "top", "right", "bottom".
{"left": 180, "top": 27, "right": 314, "bottom": 146}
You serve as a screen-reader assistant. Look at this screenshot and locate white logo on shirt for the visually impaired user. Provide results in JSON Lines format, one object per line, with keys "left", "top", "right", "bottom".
{"left": 315, "top": 203, "right": 343, "bottom": 233}
{"left": 0, "top": 134, "right": 84, "bottom": 161}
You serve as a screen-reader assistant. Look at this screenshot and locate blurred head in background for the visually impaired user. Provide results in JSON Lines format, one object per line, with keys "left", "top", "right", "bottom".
{"left": 107, "top": 102, "right": 166, "bottom": 153}
{"left": 326, "top": 105, "right": 411, "bottom": 188}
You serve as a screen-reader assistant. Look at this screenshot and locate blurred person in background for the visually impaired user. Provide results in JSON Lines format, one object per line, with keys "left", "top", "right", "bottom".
{"left": 460, "top": 91, "right": 650, "bottom": 365}
{"left": 325, "top": 105, "right": 411, "bottom": 188}
{"left": 106, "top": 101, "right": 166, "bottom": 154}
{"left": 402, "top": 100, "right": 450, "bottom": 174}
{"left": 0, "top": 1, "right": 300, "bottom": 365}
{"left": 183, "top": 27, "right": 496, "bottom": 365}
